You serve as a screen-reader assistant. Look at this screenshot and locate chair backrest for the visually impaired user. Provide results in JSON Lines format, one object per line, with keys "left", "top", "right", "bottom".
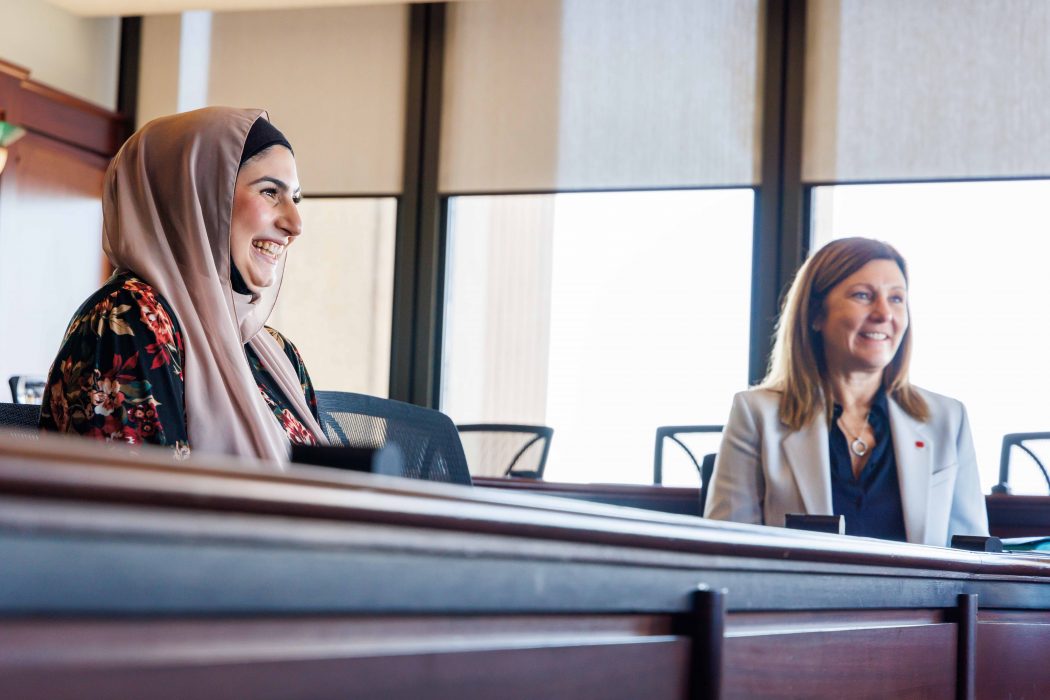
{"left": 993, "top": 432, "right": 1050, "bottom": 494}
{"left": 654, "top": 425, "right": 723, "bottom": 514}
{"left": 8, "top": 376, "right": 45, "bottom": 405}
{"left": 456, "top": 424, "right": 554, "bottom": 479}
{"left": 0, "top": 402, "right": 41, "bottom": 432}
{"left": 314, "top": 391, "right": 472, "bottom": 486}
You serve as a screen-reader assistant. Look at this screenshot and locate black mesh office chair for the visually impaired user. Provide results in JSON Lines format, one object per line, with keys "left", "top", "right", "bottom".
{"left": 314, "top": 391, "right": 472, "bottom": 486}
{"left": 0, "top": 402, "right": 41, "bottom": 433}
{"left": 653, "top": 425, "right": 723, "bottom": 515}
{"left": 456, "top": 424, "right": 554, "bottom": 479}
{"left": 991, "top": 432, "right": 1050, "bottom": 494}
{"left": 8, "top": 376, "right": 45, "bottom": 405}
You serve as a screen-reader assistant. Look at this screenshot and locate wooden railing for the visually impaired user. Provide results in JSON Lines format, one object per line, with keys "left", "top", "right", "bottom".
{"left": 2, "top": 434, "right": 1049, "bottom": 698}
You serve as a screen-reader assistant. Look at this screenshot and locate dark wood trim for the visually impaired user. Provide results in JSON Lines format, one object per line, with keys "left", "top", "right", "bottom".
{"left": 0, "top": 58, "right": 30, "bottom": 83}
{"left": 749, "top": 0, "right": 808, "bottom": 384}
{"left": 690, "top": 586, "right": 725, "bottom": 700}
{"left": 956, "top": 593, "right": 977, "bottom": 700}
{"left": 985, "top": 494, "right": 1050, "bottom": 538}
{"left": 3, "top": 439, "right": 1050, "bottom": 583}
{"left": 0, "top": 58, "right": 123, "bottom": 159}
{"left": 117, "top": 16, "right": 142, "bottom": 139}
{"left": 475, "top": 476, "right": 702, "bottom": 517}
{"left": 390, "top": 3, "right": 447, "bottom": 407}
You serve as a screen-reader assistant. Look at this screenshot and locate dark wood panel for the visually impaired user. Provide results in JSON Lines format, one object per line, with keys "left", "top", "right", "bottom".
{"left": 726, "top": 608, "right": 948, "bottom": 634}
{"left": 978, "top": 610, "right": 1050, "bottom": 624}
{"left": 1, "top": 633, "right": 689, "bottom": 700}
{"left": 0, "top": 59, "right": 124, "bottom": 159}
{"left": 475, "top": 476, "right": 702, "bottom": 516}
{"left": 976, "top": 620, "right": 1050, "bottom": 698}
{"left": 4, "top": 437, "right": 1050, "bottom": 695}
{"left": 724, "top": 623, "right": 957, "bottom": 699}
{"left": 16, "top": 82, "right": 122, "bottom": 157}
{"left": 986, "top": 495, "right": 1050, "bottom": 538}
{"left": 3, "top": 437, "right": 1050, "bottom": 584}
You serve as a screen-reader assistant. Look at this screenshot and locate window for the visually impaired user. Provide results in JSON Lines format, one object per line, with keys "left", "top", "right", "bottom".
{"left": 811, "top": 180, "right": 1050, "bottom": 493}
{"left": 269, "top": 197, "right": 396, "bottom": 397}
{"left": 441, "top": 189, "right": 753, "bottom": 485}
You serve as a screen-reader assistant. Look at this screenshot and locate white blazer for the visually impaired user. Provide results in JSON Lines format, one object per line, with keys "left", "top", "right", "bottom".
{"left": 704, "top": 387, "right": 988, "bottom": 547}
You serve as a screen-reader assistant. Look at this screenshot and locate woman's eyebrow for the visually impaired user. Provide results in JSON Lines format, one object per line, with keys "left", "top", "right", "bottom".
{"left": 249, "top": 176, "right": 292, "bottom": 191}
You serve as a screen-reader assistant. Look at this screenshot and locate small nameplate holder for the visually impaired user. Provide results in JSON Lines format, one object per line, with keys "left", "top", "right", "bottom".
{"left": 291, "top": 443, "right": 405, "bottom": 477}
{"left": 951, "top": 535, "right": 1003, "bottom": 553}
{"left": 785, "top": 514, "right": 845, "bottom": 535}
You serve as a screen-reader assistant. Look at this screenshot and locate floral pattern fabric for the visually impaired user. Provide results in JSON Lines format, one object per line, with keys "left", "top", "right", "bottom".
{"left": 40, "top": 274, "right": 319, "bottom": 456}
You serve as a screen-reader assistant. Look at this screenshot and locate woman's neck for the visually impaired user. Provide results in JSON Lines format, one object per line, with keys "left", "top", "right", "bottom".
{"left": 827, "top": 370, "right": 882, "bottom": 414}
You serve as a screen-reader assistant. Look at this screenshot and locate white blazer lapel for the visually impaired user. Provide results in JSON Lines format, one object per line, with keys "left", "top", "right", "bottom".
{"left": 889, "top": 398, "right": 933, "bottom": 544}
{"left": 781, "top": 416, "right": 833, "bottom": 515}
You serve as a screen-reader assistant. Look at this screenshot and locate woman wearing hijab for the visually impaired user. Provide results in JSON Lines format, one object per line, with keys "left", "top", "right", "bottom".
{"left": 704, "top": 237, "right": 987, "bottom": 547}
{"left": 39, "top": 107, "right": 327, "bottom": 462}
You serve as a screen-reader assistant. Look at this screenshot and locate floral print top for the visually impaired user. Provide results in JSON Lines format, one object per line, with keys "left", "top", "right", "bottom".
{"left": 39, "top": 273, "right": 320, "bottom": 457}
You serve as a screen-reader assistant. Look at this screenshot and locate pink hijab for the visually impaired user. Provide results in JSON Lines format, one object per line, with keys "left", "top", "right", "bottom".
{"left": 102, "top": 106, "right": 327, "bottom": 464}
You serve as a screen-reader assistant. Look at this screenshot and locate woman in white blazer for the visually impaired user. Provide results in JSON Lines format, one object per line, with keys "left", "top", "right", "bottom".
{"left": 705, "top": 238, "right": 988, "bottom": 547}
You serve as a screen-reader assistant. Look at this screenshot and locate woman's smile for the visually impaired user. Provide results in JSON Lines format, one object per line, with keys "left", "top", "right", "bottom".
{"left": 251, "top": 239, "right": 286, "bottom": 263}
{"left": 230, "top": 145, "right": 302, "bottom": 292}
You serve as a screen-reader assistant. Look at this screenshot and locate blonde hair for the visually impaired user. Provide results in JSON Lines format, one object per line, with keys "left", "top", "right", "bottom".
{"left": 761, "top": 237, "right": 928, "bottom": 430}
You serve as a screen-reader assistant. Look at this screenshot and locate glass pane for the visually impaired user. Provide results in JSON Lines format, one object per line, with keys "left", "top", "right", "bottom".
{"left": 269, "top": 197, "right": 396, "bottom": 397}
{"left": 811, "top": 181, "right": 1050, "bottom": 494}
{"left": 442, "top": 189, "right": 754, "bottom": 485}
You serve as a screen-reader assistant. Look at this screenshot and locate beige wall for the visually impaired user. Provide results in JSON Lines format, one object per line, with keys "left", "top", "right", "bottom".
{"left": 0, "top": 0, "right": 119, "bottom": 109}
{"left": 138, "top": 5, "right": 408, "bottom": 194}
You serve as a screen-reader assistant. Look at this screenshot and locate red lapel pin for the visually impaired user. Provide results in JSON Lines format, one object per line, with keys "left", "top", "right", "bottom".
{"left": 915, "top": 441, "right": 925, "bottom": 448}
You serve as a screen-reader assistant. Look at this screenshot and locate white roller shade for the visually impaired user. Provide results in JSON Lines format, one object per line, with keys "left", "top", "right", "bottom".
{"left": 440, "top": 0, "right": 762, "bottom": 193}
{"left": 804, "top": 0, "right": 1050, "bottom": 183}
{"left": 206, "top": 5, "right": 408, "bottom": 194}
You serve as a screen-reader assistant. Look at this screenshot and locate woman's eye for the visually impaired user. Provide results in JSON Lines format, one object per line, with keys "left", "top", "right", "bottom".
{"left": 851, "top": 291, "right": 871, "bottom": 301}
{"left": 292, "top": 195, "right": 302, "bottom": 205}
{"left": 890, "top": 294, "right": 906, "bottom": 304}
{"left": 261, "top": 188, "right": 278, "bottom": 199}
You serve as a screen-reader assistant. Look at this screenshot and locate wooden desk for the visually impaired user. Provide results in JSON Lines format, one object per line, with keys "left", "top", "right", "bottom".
{"left": 478, "top": 478, "right": 1050, "bottom": 540}
{"left": 3, "top": 435, "right": 1050, "bottom": 698}
{"left": 986, "top": 494, "right": 1050, "bottom": 537}
{"left": 474, "top": 476, "right": 703, "bottom": 516}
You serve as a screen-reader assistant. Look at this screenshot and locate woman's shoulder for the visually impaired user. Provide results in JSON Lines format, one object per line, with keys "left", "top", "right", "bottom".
{"left": 905, "top": 385, "right": 967, "bottom": 421}
{"left": 62, "top": 273, "right": 181, "bottom": 342}
{"left": 732, "top": 387, "right": 783, "bottom": 412}
{"left": 73, "top": 273, "right": 175, "bottom": 318}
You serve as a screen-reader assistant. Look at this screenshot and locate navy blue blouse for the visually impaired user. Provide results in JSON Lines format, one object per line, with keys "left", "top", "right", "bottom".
{"left": 829, "top": 392, "right": 907, "bottom": 542}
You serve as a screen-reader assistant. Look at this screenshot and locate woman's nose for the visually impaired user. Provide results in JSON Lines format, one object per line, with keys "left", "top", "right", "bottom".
{"left": 870, "top": 295, "right": 891, "bottom": 319}
{"left": 280, "top": 202, "right": 302, "bottom": 238}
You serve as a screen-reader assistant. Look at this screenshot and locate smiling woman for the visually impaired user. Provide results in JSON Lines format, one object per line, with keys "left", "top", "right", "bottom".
{"left": 38, "top": 108, "right": 328, "bottom": 463}
{"left": 704, "top": 237, "right": 988, "bottom": 547}
{"left": 231, "top": 141, "right": 303, "bottom": 293}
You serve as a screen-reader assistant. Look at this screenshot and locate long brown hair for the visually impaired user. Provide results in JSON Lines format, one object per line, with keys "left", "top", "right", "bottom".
{"left": 761, "top": 237, "right": 928, "bottom": 430}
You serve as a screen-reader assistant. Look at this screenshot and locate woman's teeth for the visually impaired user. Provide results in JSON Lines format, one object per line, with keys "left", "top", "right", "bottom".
{"left": 860, "top": 332, "right": 888, "bottom": 340}
{"left": 252, "top": 240, "right": 284, "bottom": 259}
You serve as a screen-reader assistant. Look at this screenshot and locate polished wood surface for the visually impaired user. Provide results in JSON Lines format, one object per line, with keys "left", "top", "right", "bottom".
{"left": 474, "top": 475, "right": 704, "bottom": 516}
{"left": 2, "top": 434, "right": 1050, "bottom": 698}
{"left": 478, "top": 478, "right": 1050, "bottom": 541}
{"left": 0, "top": 58, "right": 125, "bottom": 158}
{"left": 986, "top": 493, "right": 1050, "bottom": 537}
